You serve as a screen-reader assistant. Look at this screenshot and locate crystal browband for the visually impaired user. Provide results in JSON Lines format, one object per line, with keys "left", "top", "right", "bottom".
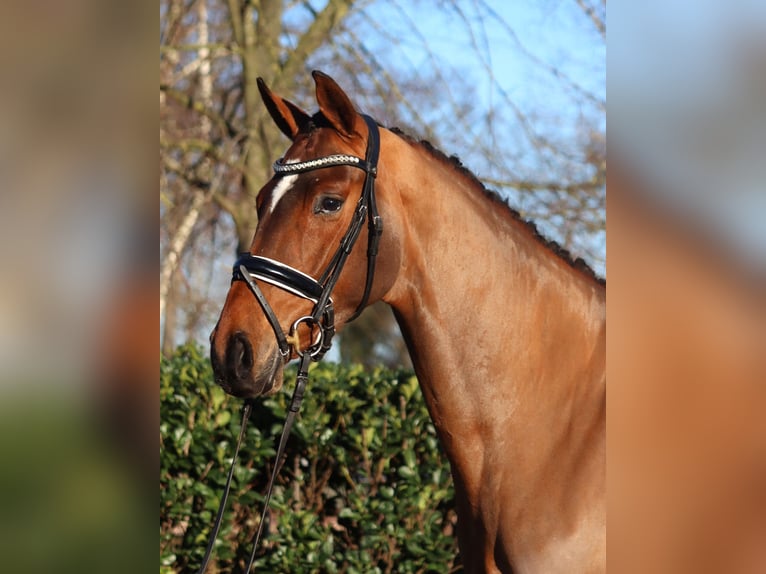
{"left": 273, "top": 154, "right": 376, "bottom": 176}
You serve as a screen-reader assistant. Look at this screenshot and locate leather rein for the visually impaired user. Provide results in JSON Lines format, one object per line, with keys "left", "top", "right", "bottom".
{"left": 196, "top": 115, "right": 382, "bottom": 573}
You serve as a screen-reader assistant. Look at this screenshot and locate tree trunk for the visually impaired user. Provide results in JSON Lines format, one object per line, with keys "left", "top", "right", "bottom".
{"left": 161, "top": 268, "right": 178, "bottom": 357}
{"left": 159, "top": 0, "right": 214, "bottom": 344}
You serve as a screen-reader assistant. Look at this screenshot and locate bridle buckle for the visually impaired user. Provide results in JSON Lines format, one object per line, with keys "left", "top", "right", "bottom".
{"left": 288, "top": 315, "right": 325, "bottom": 358}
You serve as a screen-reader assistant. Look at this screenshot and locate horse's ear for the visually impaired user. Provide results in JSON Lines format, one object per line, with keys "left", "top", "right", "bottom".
{"left": 312, "top": 70, "right": 363, "bottom": 138}
{"left": 257, "top": 77, "right": 310, "bottom": 141}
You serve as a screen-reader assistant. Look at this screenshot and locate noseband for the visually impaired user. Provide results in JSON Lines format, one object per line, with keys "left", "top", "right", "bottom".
{"left": 232, "top": 114, "right": 382, "bottom": 360}
{"left": 196, "top": 116, "right": 382, "bottom": 574}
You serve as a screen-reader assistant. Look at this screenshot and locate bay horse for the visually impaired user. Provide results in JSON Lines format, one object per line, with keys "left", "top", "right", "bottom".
{"left": 210, "top": 71, "right": 606, "bottom": 573}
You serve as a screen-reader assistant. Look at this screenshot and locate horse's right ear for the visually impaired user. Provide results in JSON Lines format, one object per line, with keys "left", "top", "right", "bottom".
{"left": 257, "top": 78, "right": 311, "bottom": 141}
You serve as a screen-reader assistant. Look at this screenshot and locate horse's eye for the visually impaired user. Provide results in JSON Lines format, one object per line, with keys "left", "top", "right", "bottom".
{"left": 315, "top": 196, "right": 344, "bottom": 214}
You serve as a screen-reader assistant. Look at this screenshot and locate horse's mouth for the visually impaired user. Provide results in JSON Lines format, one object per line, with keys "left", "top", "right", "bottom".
{"left": 216, "top": 348, "right": 284, "bottom": 399}
{"left": 258, "top": 350, "right": 285, "bottom": 395}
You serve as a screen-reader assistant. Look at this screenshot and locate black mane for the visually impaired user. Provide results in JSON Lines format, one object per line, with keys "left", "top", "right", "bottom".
{"left": 389, "top": 127, "right": 605, "bottom": 287}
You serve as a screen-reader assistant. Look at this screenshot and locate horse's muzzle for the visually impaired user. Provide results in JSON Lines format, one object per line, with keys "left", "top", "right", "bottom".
{"left": 211, "top": 331, "right": 283, "bottom": 398}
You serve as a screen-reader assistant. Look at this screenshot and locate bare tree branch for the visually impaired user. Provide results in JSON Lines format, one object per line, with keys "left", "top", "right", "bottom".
{"left": 281, "top": 0, "right": 355, "bottom": 82}
{"left": 160, "top": 185, "right": 212, "bottom": 321}
{"left": 574, "top": 0, "right": 606, "bottom": 40}
{"left": 160, "top": 85, "right": 241, "bottom": 140}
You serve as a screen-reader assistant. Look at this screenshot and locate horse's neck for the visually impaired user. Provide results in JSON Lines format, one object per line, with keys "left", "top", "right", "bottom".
{"left": 382, "top": 143, "right": 606, "bottom": 498}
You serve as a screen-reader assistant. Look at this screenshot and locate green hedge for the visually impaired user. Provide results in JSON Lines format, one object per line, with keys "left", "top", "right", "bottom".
{"left": 160, "top": 345, "right": 460, "bottom": 573}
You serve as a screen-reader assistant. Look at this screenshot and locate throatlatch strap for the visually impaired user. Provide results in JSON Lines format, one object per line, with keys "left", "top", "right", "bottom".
{"left": 347, "top": 115, "right": 383, "bottom": 321}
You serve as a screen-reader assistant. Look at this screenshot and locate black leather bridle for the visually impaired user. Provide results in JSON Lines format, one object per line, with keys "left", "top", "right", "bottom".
{"left": 231, "top": 114, "right": 382, "bottom": 361}
{"left": 196, "top": 115, "right": 382, "bottom": 573}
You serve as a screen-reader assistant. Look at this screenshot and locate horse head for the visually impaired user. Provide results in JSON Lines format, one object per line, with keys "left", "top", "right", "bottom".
{"left": 210, "top": 71, "right": 402, "bottom": 398}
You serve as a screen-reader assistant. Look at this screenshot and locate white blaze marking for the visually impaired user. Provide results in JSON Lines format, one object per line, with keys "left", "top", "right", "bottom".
{"left": 268, "top": 158, "right": 300, "bottom": 214}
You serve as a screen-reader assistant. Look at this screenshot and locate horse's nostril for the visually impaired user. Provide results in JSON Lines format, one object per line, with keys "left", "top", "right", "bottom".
{"left": 227, "top": 332, "right": 254, "bottom": 381}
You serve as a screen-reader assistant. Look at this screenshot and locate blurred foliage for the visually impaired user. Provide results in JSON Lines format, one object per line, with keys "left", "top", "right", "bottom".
{"left": 160, "top": 344, "right": 460, "bottom": 573}
{"left": 0, "top": 395, "right": 151, "bottom": 574}
{"left": 339, "top": 302, "right": 412, "bottom": 369}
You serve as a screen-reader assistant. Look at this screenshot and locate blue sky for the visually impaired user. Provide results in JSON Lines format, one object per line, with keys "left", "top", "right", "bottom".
{"left": 348, "top": 0, "right": 606, "bottom": 271}
{"left": 361, "top": 0, "right": 604, "bottom": 124}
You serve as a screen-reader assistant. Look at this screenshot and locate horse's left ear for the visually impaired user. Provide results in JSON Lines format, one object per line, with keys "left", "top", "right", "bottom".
{"left": 257, "top": 77, "right": 311, "bottom": 140}
{"left": 312, "top": 70, "right": 364, "bottom": 138}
